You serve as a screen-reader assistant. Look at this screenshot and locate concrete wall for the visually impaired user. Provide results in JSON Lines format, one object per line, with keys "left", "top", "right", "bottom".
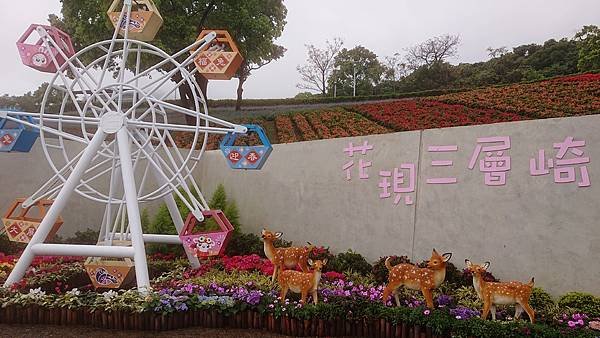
{"left": 196, "top": 115, "right": 600, "bottom": 296}
{"left": 1, "top": 115, "right": 599, "bottom": 295}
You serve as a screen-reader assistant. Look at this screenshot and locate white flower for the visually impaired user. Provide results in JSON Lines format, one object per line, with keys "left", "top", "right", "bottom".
{"left": 26, "top": 287, "right": 46, "bottom": 300}
{"left": 102, "top": 290, "right": 118, "bottom": 302}
{"left": 66, "top": 288, "right": 81, "bottom": 297}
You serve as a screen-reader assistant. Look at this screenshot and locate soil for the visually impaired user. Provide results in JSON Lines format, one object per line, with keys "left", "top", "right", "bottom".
{"left": 0, "top": 324, "right": 290, "bottom": 338}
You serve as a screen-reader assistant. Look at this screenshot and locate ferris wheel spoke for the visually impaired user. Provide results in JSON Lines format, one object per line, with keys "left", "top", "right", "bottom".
{"left": 142, "top": 97, "right": 244, "bottom": 130}
{"left": 40, "top": 29, "right": 124, "bottom": 116}
{"left": 120, "top": 32, "right": 215, "bottom": 92}
{"left": 97, "top": 4, "right": 128, "bottom": 90}
{"left": 163, "top": 130, "right": 210, "bottom": 209}
{"left": 1, "top": 112, "right": 88, "bottom": 144}
{"left": 126, "top": 129, "right": 201, "bottom": 214}
{"left": 116, "top": 3, "right": 133, "bottom": 112}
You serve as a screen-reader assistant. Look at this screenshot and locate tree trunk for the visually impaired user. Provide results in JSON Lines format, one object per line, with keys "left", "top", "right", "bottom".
{"left": 175, "top": 69, "right": 208, "bottom": 125}
{"left": 235, "top": 76, "right": 246, "bottom": 111}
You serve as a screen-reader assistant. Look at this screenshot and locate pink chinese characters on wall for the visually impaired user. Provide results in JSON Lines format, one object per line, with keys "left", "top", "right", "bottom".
{"left": 426, "top": 145, "right": 458, "bottom": 184}
{"left": 342, "top": 141, "right": 373, "bottom": 180}
{"left": 529, "top": 136, "right": 590, "bottom": 187}
{"left": 468, "top": 136, "right": 511, "bottom": 186}
{"left": 378, "top": 164, "right": 416, "bottom": 206}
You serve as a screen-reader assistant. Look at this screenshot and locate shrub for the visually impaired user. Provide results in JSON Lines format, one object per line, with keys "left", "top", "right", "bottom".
{"left": 454, "top": 285, "right": 483, "bottom": 309}
{"left": 225, "top": 232, "right": 264, "bottom": 257}
{"left": 530, "top": 287, "right": 558, "bottom": 323}
{"left": 0, "top": 233, "right": 25, "bottom": 255}
{"left": 309, "top": 246, "right": 335, "bottom": 271}
{"left": 372, "top": 255, "right": 412, "bottom": 284}
{"left": 329, "top": 249, "right": 372, "bottom": 275}
{"left": 443, "top": 262, "right": 471, "bottom": 287}
{"left": 558, "top": 292, "right": 600, "bottom": 317}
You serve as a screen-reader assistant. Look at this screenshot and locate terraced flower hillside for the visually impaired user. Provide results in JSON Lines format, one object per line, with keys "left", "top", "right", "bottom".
{"left": 437, "top": 73, "right": 600, "bottom": 118}
{"left": 174, "top": 73, "right": 600, "bottom": 149}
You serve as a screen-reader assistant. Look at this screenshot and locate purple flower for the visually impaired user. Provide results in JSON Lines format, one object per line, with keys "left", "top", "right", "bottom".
{"left": 246, "top": 291, "right": 262, "bottom": 305}
{"left": 436, "top": 294, "right": 453, "bottom": 307}
{"left": 449, "top": 307, "right": 480, "bottom": 320}
{"left": 175, "top": 303, "right": 188, "bottom": 311}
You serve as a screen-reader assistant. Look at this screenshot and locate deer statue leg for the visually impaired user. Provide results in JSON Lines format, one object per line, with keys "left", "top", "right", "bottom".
{"left": 271, "top": 265, "right": 279, "bottom": 284}
{"left": 490, "top": 305, "right": 497, "bottom": 321}
{"left": 421, "top": 288, "right": 434, "bottom": 309}
{"left": 382, "top": 282, "right": 399, "bottom": 306}
{"left": 299, "top": 260, "right": 308, "bottom": 272}
{"left": 519, "top": 301, "right": 535, "bottom": 324}
{"left": 280, "top": 285, "right": 288, "bottom": 304}
{"left": 312, "top": 290, "right": 318, "bottom": 305}
{"left": 300, "top": 289, "right": 308, "bottom": 305}
{"left": 482, "top": 298, "right": 491, "bottom": 320}
{"left": 514, "top": 304, "right": 523, "bottom": 320}
{"left": 393, "top": 289, "right": 401, "bottom": 307}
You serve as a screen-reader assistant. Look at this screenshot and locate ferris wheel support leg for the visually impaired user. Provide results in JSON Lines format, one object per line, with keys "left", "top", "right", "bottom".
{"left": 3, "top": 131, "right": 107, "bottom": 288}
{"left": 116, "top": 128, "right": 151, "bottom": 292}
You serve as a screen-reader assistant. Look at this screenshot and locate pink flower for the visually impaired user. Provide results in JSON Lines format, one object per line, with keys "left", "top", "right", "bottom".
{"left": 568, "top": 321, "right": 576, "bottom": 328}
{"left": 424, "top": 310, "right": 430, "bottom": 316}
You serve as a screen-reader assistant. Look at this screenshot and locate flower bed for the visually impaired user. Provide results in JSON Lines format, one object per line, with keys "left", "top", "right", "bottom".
{"left": 1, "top": 250, "right": 599, "bottom": 337}
{"left": 277, "top": 110, "right": 391, "bottom": 142}
{"left": 355, "top": 99, "right": 528, "bottom": 131}
{"left": 274, "top": 115, "right": 299, "bottom": 143}
{"left": 437, "top": 73, "right": 600, "bottom": 118}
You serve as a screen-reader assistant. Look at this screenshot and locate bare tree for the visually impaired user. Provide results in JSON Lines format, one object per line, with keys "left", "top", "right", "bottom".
{"left": 296, "top": 38, "right": 343, "bottom": 95}
{"left": 382, "top": 53, "right": 408, "bottom": 81}
{"left": 486, "top": 46, "right": 508, "bottom": 59}
{"left": 406, "top": 34, "right": 460, "bottom": 70}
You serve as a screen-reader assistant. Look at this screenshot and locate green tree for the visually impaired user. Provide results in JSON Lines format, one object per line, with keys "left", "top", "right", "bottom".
{"left": 575, "top": 25, "right": 600, "bottom": 71}
{"left": 329, "top": 46, "right": 385, "bottom": 96}
{"left": 209, "top": 183, "right": 228, "bottom": 211}
{"left": 50, "top": 0, "right": 287, "bottom": 118}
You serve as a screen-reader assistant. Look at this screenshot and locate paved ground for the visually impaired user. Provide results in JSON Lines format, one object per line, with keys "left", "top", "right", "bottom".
{"left": 0, "top": 324, "right": 290, "bottom": 337}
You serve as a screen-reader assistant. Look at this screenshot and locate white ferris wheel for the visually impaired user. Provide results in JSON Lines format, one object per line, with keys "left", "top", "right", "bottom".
{"left": 2, "top": 0, "right": 250, "bottom": 291}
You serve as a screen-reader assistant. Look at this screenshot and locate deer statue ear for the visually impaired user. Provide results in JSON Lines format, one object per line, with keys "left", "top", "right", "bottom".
{"left": 483, "top": 262, "right": 490, "bottom": 270}
{"left": 465, "top": 259, "right": 472, "bottom": 267}
{"left": 442, "top": 253, "right": 452, "bottom": 262}
{"left": 275, "top": 232, "right": 283, "bottom": 239}
{"left": 322, "top": 259, "right": 328, "bottom": 265}
{"left": 432, "top": 248, "right": 439, "bottom": 255}
{"left": 261, "top": 229, "right": 267, "bottom": 235}
{"left": 307, "top": 259, "right": 314, "bottom": 266}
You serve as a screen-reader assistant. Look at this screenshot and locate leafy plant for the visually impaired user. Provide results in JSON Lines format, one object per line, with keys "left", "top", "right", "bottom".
{"left": 453, "top": 286, "right": 483, "bottom": 310}
{"left": 329, "top": 249, "right": 372, "bottom": 275}
{"left": 0, "top": 233, "right": 24, "bottom": 255}
{"left": 558, "top": 292, "right": 600, "bottom": 317}
{"left": 372, "top": 255, "right": 412, "bottom": 284}
{"left": 529, "top": 287, "right": 558, "bottom": 323}
{"left": 225, "top": 232, "right": 264, "bottom": 257}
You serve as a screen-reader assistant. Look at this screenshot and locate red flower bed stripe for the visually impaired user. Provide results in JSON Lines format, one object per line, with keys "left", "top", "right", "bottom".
{"left": 437, "top": 73, "right": 600, "bottom": 118}
{"left": 355, "top": 99, "right": 527, "bottom": 131}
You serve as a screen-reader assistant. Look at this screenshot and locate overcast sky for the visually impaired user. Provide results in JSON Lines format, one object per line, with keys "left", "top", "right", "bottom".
{"left": 0, "top": 0, "right": 598, "bottom": 99}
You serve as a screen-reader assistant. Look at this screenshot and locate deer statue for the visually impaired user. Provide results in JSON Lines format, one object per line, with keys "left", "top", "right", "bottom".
{"left": 465, "top": 260, "right": 535, "bottom": 323}
{"left": 382, "top": 249, "right": 452, "bottom": 308}
{"left": 261, "top": 229, "right": 313, "bottom": 283}
{"left": 278, "top": 259, "right": 327, "bottom": 305}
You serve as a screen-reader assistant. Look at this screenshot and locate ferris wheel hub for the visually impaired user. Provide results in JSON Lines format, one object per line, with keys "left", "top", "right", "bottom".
{"left": 99, "top": 111, "right": 125, "bottom": 134}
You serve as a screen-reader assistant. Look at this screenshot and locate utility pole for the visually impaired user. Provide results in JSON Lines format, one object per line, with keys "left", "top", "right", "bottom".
{"left": 333, "top": 68, "right": 337, "bottom": 98}
{"left": 352, "top": 63, "right": 356, "bottom": 97}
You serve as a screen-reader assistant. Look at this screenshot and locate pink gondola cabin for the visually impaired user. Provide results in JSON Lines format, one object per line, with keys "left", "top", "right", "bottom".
{"left": 16, "top": 24, "right": 75, "bottom": 73}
